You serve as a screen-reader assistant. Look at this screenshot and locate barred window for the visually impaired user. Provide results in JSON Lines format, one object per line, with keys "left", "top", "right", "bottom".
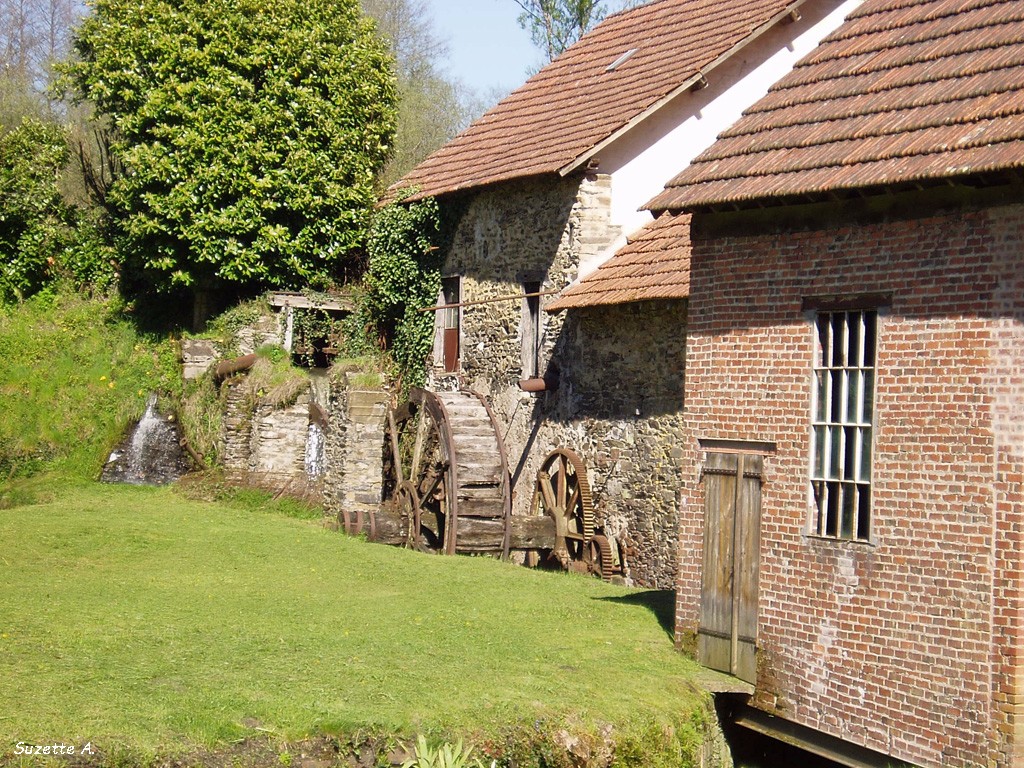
{"left": 810, "top": 309, "right": 877, "bottom": 541}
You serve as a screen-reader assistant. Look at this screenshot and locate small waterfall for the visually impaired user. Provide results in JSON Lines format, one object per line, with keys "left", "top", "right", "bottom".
{"left": 101, "top": 393, "right": 190, "bottom": 485}
{"left": 305, "top": 421, "right": 325, "bottom": 478}
{"left": 305, "top": 369, "right": 329, "bottom": 480}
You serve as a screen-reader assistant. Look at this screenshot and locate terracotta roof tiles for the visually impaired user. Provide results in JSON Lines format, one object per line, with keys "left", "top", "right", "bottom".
{"left": 649, "top": 0, "right": 1024, "bottom": 210}
{"left": 391, "top": 0, "right": 808, "bottom": 201}
{"left": 546, "top": 212, "right": 691, "bottom": 311}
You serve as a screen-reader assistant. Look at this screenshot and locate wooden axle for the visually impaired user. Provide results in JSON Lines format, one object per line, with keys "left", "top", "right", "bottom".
{"left": 341, "top": 504, "right": 557, "bottom": 552}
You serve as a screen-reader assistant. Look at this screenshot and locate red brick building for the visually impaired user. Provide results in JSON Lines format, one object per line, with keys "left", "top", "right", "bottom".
{"left": 645, "top": 0, "right": 1024, "bottom": 764}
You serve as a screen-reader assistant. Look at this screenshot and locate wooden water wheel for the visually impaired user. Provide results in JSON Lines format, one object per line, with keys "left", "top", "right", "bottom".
{"left": 382, "top": 388, "right": 511, "bottom": 557}
{"left": 531, "top": 448, "right": 624, "bottom": 581}
{"left": 531, "top": 448, "right": 594, "bottom": 570}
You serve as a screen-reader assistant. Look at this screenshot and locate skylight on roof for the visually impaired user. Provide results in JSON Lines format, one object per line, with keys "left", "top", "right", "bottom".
{"left": 606, "top": 48, "right": 637, "bottom": 72}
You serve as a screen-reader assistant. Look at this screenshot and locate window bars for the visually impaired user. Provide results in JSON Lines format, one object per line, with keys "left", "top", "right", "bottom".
{"left": 810, "top": 309, "right": 877, "bottom": 541}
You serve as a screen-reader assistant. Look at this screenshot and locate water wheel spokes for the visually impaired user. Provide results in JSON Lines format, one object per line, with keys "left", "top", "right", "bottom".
{"left": 383, "top": 389, "right": 456, "bottom": 554}
{"left": 532, "top": 448, "right": 594, "bottom": 570}
{"left": 382, "top": 388, "right": 510, "bottom": 557}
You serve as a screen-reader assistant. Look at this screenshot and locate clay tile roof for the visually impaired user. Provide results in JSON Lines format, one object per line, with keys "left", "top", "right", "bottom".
{"left": 546, "top": 212, "right": 691, "bottom": 311}
{"left": 391, "top": 0, "right": 809, "bottom": 201}
{"left": 649, "top": 0, "right": 1024, "bottom": 210}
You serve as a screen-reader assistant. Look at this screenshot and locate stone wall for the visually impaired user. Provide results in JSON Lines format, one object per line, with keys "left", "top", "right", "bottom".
{"left": 220, "top": 378, "right": 320, "bottom": 495}
{"left": 219, "top": 370, "right": 388, "bottom": 518}
{"left": 322, "top": 375, "right": 389, "bottom": 530}
{"left": 431, "top": 173, "right": 687, "bottom": 588}
{"left": 552, "top": 302, "right": 688, "bottom": 587}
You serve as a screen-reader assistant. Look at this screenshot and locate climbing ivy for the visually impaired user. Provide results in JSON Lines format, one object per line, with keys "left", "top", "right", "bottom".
{"left": 362, "top": 195, "right": 442, "bottom": 387}
{"left": 291, "top": 305, "right": 342, "bottom": 367}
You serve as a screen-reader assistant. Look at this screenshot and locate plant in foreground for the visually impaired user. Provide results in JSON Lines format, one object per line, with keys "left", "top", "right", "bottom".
{"left": 401, "top": 735, "right": 487, "bottom": 768}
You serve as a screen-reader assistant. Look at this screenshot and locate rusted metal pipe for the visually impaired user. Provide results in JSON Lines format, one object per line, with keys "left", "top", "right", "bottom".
{"left": 418, "top": 289, "right": 559, "bottom": 313}
{"left": 518, "top": 377, "right": 548, "bottom": 392}
{"left": 213, "top": 353, "right": 257, "bottom": 382}
{"left": 518, "top": 367, "right": 560, "bottom": 393}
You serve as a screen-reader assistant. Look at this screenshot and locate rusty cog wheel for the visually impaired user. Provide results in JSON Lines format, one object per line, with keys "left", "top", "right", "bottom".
{"left": 587, "top": 534, "right": 617, "bottom": 582}
{"left": 531, "top": 448, "right": 595, "bottom": 569}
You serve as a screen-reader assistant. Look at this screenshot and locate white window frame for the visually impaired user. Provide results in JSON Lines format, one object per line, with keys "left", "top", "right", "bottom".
{"left": 433, "top": 275, "right": 461, "bottom": 373}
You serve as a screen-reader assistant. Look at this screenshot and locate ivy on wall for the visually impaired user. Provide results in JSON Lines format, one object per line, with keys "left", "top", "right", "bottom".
{"left": 361, "top": 195, "right": 443, "bottom": 388}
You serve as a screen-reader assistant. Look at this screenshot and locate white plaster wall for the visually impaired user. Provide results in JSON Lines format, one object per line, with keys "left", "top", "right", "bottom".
{"left": 579, "top": 0, "right": 863, "bottom": 277}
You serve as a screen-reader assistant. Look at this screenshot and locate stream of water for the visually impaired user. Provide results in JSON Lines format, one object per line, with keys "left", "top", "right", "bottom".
{"left": 100, "top": 393, "right": 190, "bottom": 485}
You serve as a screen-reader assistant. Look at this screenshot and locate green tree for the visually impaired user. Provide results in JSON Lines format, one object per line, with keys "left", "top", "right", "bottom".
{"left": 0, "top": 118, "right": 69, "bottom": 302}
{"left": 513, "top": 0, "right": 645, "bottom": 61}
{"left": 60, "top": 0, "right": 397, "bottom": 326}
{"left": 362, "top": 0, "right": 476, "bottom": 189}
{"left": 0, "top": 118, "right": 117, "bottom": 304}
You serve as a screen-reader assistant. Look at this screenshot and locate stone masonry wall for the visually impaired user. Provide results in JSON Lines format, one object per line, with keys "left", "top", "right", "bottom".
{"left": 220, "top": 378, "right": 318, "bottom": 494}
{"left": 676, "top": 198, "right": 1024, "bottom": 768}
{"left": 219, "top": 370, "right": 388, "bottom": 517}
{"left": 431, "top": 173, "right": 686, "bottom": 588}
{"left": 552, "top": 301, "right": 688, "bottom": 588}
{"left": 322, "top": 375, "right": 389, "bottom": 529}
{"left": 249, "top": 396, "right": 311, "bottom": 483}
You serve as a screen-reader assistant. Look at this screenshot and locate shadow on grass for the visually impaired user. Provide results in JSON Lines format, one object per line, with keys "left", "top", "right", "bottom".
{"left": 594, "top": 589, "right": 675, "bottom": 638}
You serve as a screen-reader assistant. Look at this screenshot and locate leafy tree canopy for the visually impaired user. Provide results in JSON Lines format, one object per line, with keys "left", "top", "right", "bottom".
{"left": 514, "top": 0, "right": 646, "bottom": 61}
{"left": 361, "top": 0, "right": 479, "bottom": 189}
{"left": 0, "top": 118, "right": 114, "bottom": 303}
{"left": 60, "top": 0, "right": 398, "bottom": 303}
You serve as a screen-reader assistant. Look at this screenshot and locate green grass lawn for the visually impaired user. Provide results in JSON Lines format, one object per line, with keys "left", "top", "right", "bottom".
{"left": 0, "top": 481, "right": 712, "bottom": 766}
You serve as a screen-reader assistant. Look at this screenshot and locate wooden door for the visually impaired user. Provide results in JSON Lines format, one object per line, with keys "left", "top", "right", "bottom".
{"left": 440, "top": 277, "right": 460, "bottom": 373}
{"left": 698, "top": 452, "right": 762, "bottom": 683}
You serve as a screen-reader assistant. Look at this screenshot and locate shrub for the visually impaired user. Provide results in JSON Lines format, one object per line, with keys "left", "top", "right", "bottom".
{"left": 0, "top": 118, "right": 117, "bottom": 304}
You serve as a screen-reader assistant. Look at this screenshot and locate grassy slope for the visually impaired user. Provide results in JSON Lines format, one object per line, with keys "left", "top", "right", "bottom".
{"left": 0, "top": 482, "right": 708, "bottom": 764}
{"left": 0, "top": 290, "right": 180, "bottom": 483}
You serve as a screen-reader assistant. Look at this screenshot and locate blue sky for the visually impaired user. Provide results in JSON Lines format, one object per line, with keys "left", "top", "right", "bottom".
{"left": 423, "top": 0, "right": 541, "bottom": 96}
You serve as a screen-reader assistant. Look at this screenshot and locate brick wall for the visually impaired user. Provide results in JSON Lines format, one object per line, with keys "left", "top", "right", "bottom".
{"left": 431, "top": 174, "right": 686, "bottom": 587}
{"left": 676, "top": 198, "right": 1024, "bottom": 766}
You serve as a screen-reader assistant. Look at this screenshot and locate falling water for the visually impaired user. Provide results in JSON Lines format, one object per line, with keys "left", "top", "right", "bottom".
{"left": 304, "top": 369, "right": 329, "bottom": 480}
{"left": 305, "top": 421, "right": 325, "bottom": 478}
{"left": 101, "top": 393, "right": 190, "bottom": 485}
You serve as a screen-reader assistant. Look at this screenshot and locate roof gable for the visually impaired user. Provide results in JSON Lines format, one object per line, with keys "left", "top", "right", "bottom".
{"left": 649, "top": 0, "right": 1024, "bottom": 210}
{"left": 392, "top": 0, "right": 810, "bottom": 201}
